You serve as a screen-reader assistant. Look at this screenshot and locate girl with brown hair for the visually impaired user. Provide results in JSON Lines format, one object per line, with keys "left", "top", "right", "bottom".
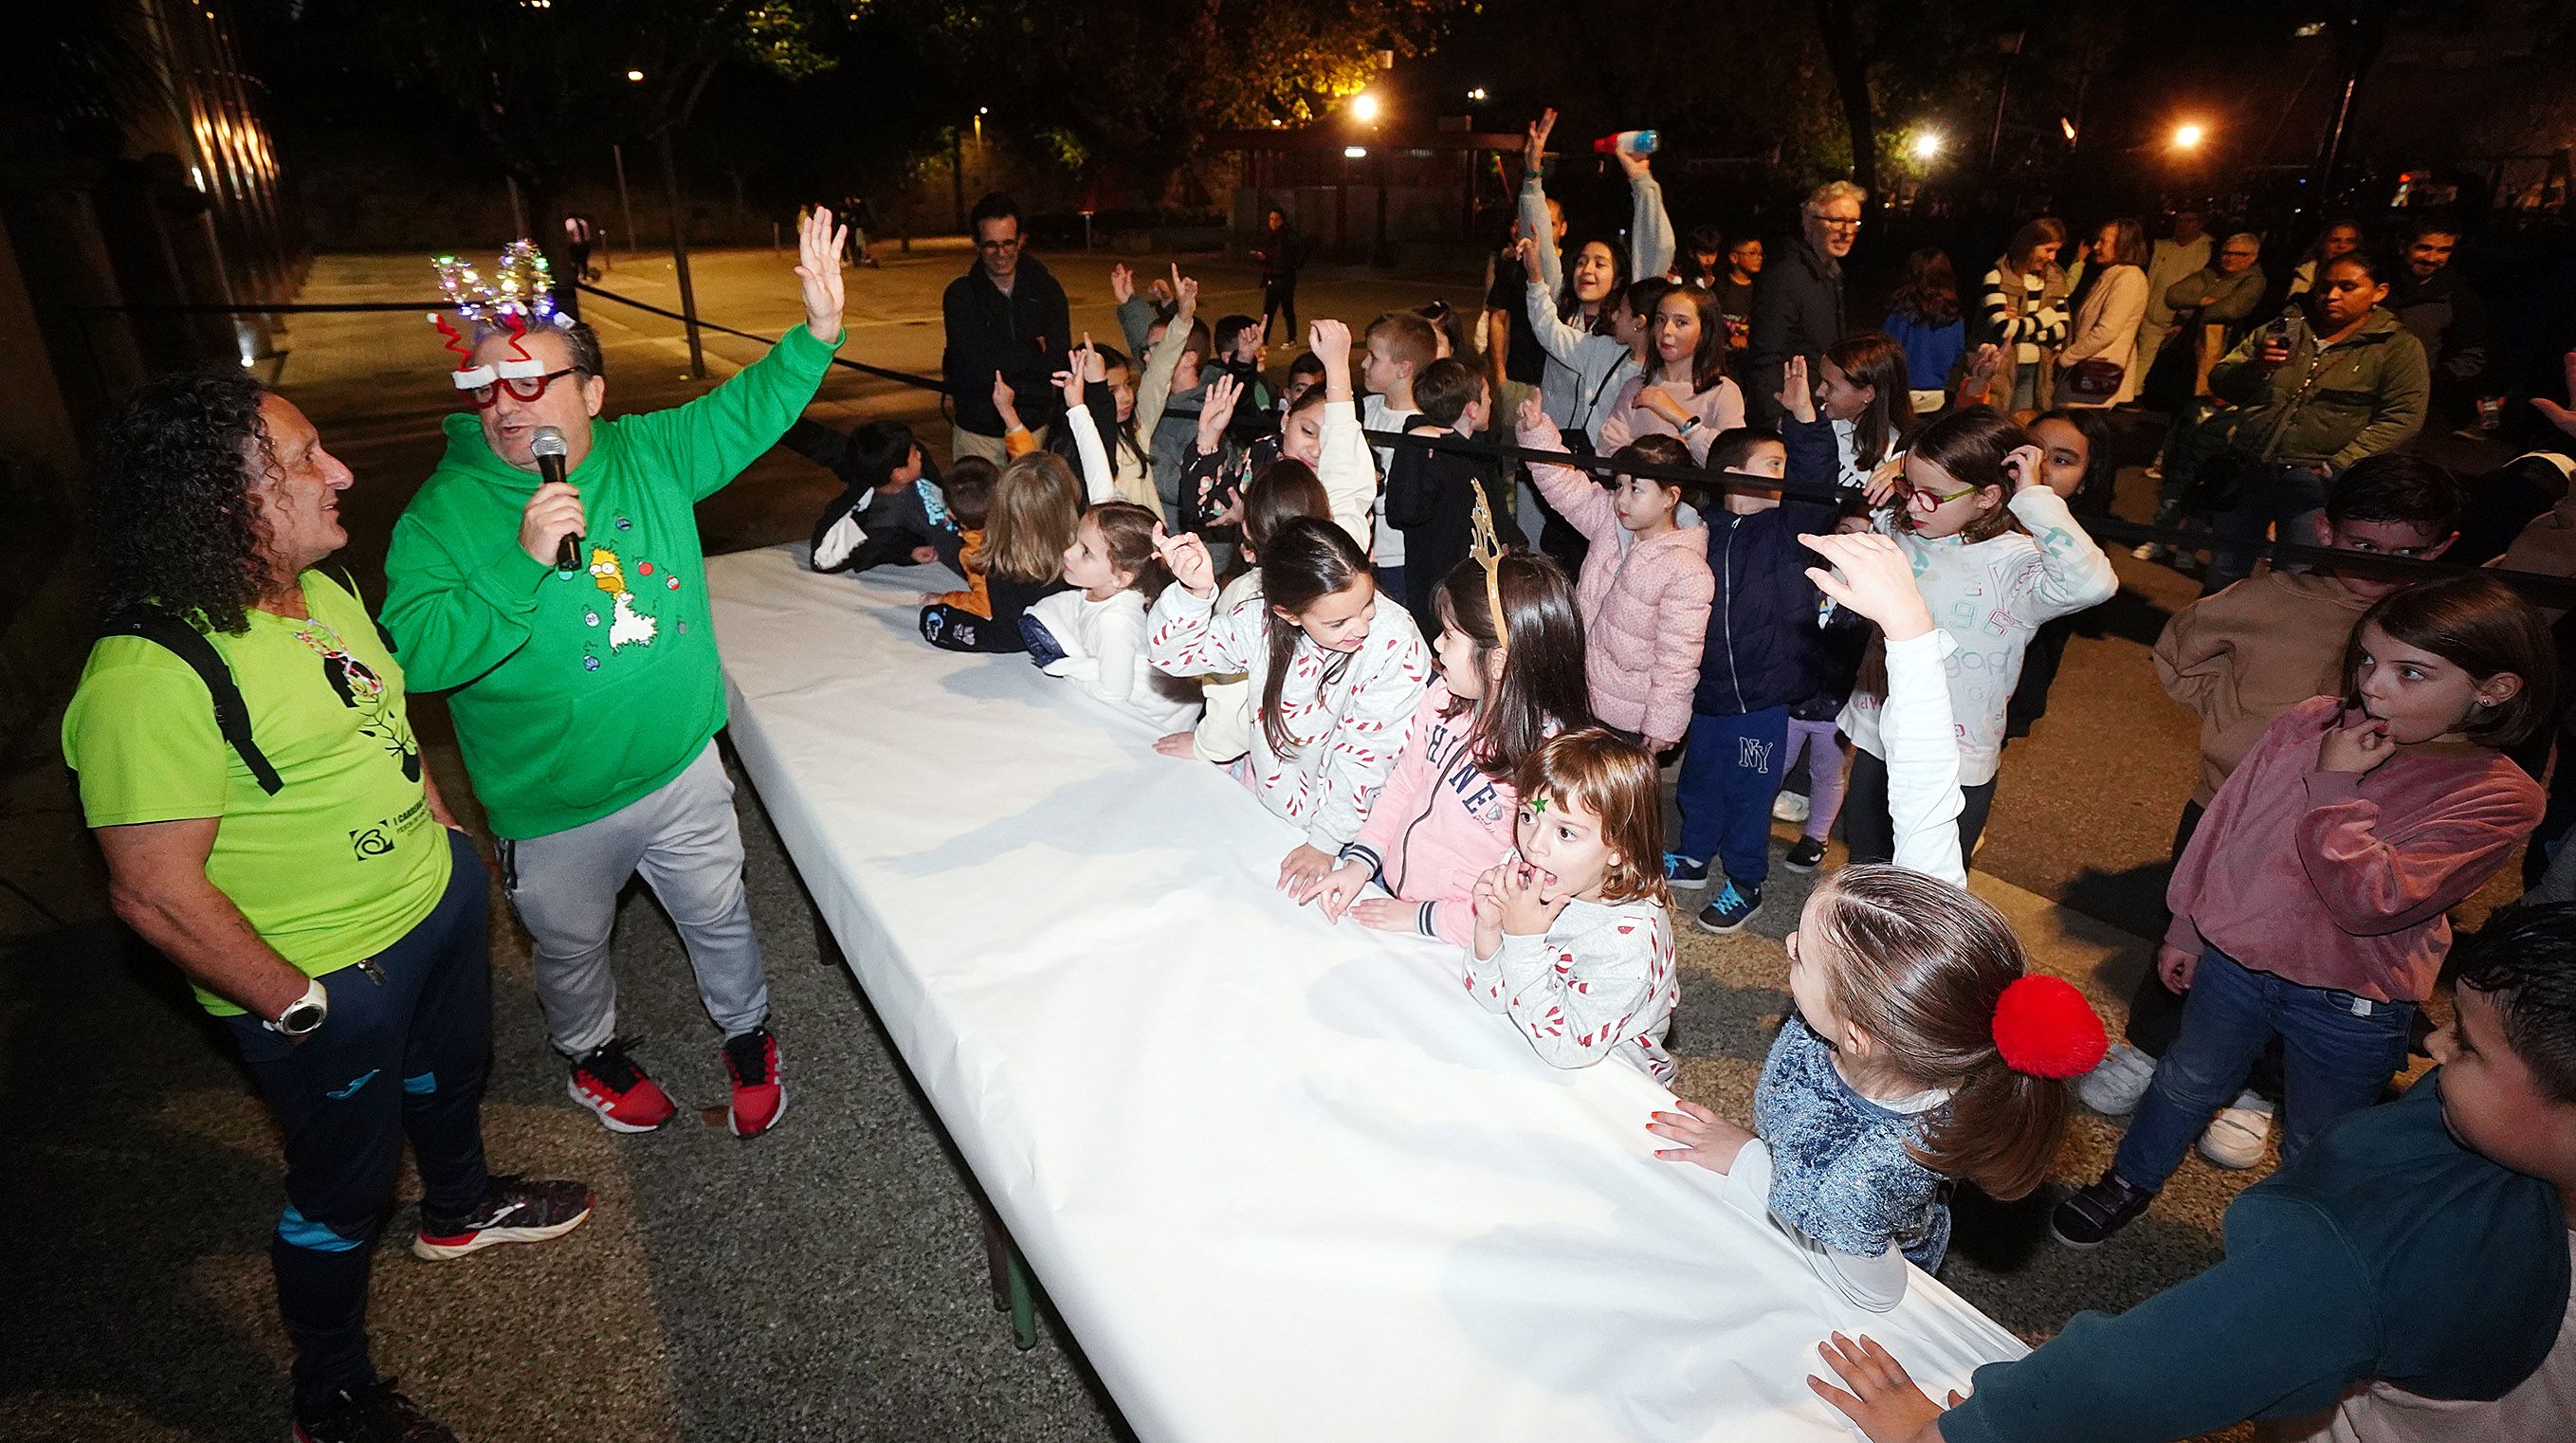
{"left": 1839, "top": 410, "right": 2116, "bottom": 864}
{"left": 1147, "top": 517, "right": 1430, "bottom": 898}
{"left": 2055, "top": 573, "right": 2555, "bottom": 1248}
{"left": 1020, "top": 501, "right": 1194, "bottom": 728}
{"left": 918, "top": 450, "right": 1081, "bottom": 653}
{"left": 1466, "top": 727, "right": 1680, "bottom": 1081}
{"left": 1814, "top": 332, "right": 1916, "bottom": 490}
{"left": 1309, "top": 550, "right": 1593, "bottom": 941}
{"left": 1649, "top": 531, "right": 2107, "bottom": 1310}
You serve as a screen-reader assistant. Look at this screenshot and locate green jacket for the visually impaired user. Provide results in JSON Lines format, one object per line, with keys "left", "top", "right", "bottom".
{"left": 2207, "top": 306, "right": 2428, "bottom": 470}
{"left": 382, "top": 326, "right": 836, "bottom": 839}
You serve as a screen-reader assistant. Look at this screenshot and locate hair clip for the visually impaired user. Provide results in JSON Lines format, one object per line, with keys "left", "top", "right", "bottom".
{"left": 1469, "top": 484, "right": 1508, "bottom": 645}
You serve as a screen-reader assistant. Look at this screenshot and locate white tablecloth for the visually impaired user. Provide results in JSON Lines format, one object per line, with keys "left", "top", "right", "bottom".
{"left": 708, "top": 545, "right": 2027, "bottom": 1443}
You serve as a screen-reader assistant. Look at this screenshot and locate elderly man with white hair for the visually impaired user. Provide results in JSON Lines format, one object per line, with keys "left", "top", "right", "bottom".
{"left": 1748, "top": 178, "right": 1866, "bottom": 423}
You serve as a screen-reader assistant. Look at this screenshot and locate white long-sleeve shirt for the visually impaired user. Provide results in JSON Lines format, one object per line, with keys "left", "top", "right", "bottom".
{"left": 1360, "top": 394, "right": 1416, "bottom": 567}
{"left": 1466, "top": 885, "right": 1677, "bottom": 1084}
{"left": 1063, "top": 405, "right": 1124, "bottom": 506}
{"left": 1146, "top": 581, "right": 1429, "bottom": 853}
{"left": 1838, "top": 485, "right": 2117, "bottom": 786}
{"left": 1027, "top": 587, "right": 1198, "bottom": 729}
{"left": 1523, "top": 281, "right": 1644, "bottom": 448}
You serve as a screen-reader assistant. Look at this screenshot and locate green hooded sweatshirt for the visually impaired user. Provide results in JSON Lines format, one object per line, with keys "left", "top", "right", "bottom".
{"left": 382, "top": 326, "right": 835, "bottom": 839}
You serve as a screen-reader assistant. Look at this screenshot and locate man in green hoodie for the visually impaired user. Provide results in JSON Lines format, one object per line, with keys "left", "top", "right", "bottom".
{"left": 383, "top": 208, "right": 849, "bottom": 1139}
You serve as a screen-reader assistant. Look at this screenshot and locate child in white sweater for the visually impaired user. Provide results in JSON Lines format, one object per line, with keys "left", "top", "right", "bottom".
{"left": 1149, "top": 517, "right": 1429, "bottom": 895}
{"left": 1021, "top": 501, "right": 1197, "bottom": 729}
{"left": 1467, "top": 729, "right": 1681, "bottom": 1083}
{"left": 1836, "top": 409, "right": 2116, "bottom": 863}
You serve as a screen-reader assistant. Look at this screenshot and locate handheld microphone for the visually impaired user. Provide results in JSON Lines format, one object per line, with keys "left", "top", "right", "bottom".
{"left": 530, "top": 427, "right": 577, "bottom": 570}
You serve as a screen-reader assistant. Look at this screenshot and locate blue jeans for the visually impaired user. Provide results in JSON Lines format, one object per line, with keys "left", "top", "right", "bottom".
{"left": 1674, "top": 706, "right": 1790, "bottom": 890}
{"left": 2112, "top": 946, "right": 2415, "bottom": 1192}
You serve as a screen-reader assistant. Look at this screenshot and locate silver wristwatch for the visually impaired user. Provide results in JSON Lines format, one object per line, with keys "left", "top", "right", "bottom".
{"left": 265, "top": 978, "right": 329, "bottom": 1037}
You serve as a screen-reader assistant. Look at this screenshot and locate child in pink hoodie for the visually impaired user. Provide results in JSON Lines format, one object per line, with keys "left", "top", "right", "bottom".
{"left": 1517, "top": 394, "right": 1716, "bottom": 752}
{"left": 1306, "top": 552, "right": 1594, "bottom": 941}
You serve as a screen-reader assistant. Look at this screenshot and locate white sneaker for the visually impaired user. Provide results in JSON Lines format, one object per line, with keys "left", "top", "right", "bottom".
{"left": 1772, "top": 791, "right": 1811, "bottom": 824}
{"left": 2198, "top": 1091, "right": 2275, "bottom": 1169}
{"left": 2076, "top": 1043, "right": 2157, "bottom": 1116}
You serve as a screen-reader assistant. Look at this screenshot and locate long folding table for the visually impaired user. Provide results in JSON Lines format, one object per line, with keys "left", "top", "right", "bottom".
{"left": 706, "top": 544, "right": 2026, "bottom": 1442}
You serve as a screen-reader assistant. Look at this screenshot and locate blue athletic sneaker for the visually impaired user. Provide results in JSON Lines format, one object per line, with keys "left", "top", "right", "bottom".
{"left": 1662, "top": 853, "right": 1710, "bottom": 890}
{"left": 1695, "top": 882, "right": 1762, "bottom": 934}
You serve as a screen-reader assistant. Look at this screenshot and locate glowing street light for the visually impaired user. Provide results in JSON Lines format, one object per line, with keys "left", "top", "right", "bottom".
{"left": 1468, "top": 87, "right": 1488, "bottom": 102}
{"left": 625, "top": 68, "right": 645, "bottom": 82}
{"left": 1911, "top": 130, "right": 1944, "bottom": 161}
{"left": 1343, "top": 145, "right": 1369, "bottom": 159}
{"left": 1350, "top": 91, "right": 1380, "bottom": 123}
{"left": 2172, "top": 121, "right": 2208, "bottom": 151}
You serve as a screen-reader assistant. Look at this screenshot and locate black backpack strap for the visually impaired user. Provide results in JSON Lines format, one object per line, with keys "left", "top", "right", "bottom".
{"left": 102, "top": 608, "right": 285, "bottom": 796}
{"left": 332, "top": 568, "right": 400, "bottom": 655}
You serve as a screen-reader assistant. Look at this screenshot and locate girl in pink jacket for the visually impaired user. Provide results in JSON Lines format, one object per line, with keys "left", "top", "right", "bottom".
{"left": 1517, "top": 394, "right": 1716, "bottom": 751}
{"left": 1307, "top": 552, "right": 1593, "bottom": 942}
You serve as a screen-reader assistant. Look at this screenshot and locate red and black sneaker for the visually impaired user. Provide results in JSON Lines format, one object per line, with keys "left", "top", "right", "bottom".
{"left": 292, "top": 1378, "right": 455, "bottom": 1443}
{"left": 722, "top": 1025, "right": 787, "bottom": 1139}
{"left": 411, "top": 1174, "right": 595, "bottom": 1261}
{"left": 568, "top": 1037, "right": 678, "bottom": 1134}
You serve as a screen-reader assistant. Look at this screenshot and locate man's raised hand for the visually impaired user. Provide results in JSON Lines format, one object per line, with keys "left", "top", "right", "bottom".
{"left": 794, "top": 205, "right": 848, "bottom": 344}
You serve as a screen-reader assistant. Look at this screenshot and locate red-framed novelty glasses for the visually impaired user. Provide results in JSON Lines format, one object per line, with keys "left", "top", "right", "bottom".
{"left": 460, "top": 367, "right": 577, "bottom": 408}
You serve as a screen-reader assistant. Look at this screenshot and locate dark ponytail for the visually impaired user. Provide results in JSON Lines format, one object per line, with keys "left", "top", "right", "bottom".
{"left": 1257, "top": 518, "right": 1373, "bottom": 759}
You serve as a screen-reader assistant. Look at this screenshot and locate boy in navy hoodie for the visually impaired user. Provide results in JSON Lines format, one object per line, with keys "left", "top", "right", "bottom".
{"left": 791, "top": 418, "right": 963, "bottom": 576}
{"left": 1665, "top": 358, "right": 1844, "bottom": 935}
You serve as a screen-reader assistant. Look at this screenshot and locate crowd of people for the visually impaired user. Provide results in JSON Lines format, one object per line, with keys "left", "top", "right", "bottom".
{"left": 58, "top": 106, "right": 2576, "bottom": 1443}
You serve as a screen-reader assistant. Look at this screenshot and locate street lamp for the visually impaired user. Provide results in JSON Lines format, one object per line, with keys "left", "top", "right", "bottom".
{"left": 1343, "top": 145, "right": 1368, "bottom": 159}
{"left": 1468, "top": 87, "right": 1488, "bottom": 103}
{"left": 1351, "top": 91, "right": 1380, "bottom": 123}
{"left": 1911, "top": 130, "right": 1943, "bottom": 161}
{"left": 2172, "top": 121, "right": 2207, "bottom": 151}
{"left": 625, "top": 68, "right": 645, "bottom": 82}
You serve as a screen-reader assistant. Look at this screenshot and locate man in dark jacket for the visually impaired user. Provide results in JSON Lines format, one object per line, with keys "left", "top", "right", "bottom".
{"left": 1747, "top": 181, "right": 1862, "bottom": 423}
{"left": 1667, "top": 416, "right": 1840, "bottom": 932}
{"left": 2387, "top": 221, "right": 2491, "bottom": 407}
{"left": 941, "top": 192, "right": 1071, "bottom": 466}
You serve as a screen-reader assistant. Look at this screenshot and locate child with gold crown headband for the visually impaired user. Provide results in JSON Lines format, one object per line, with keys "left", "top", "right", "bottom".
{"left": 1306, "top": 487, "right": 1594, "bottom": 944}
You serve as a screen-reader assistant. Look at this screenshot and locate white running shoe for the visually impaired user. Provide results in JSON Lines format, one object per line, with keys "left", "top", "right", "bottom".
{"left": 2198, "top": 1090, "right": 2275, "bottom": 1170}
{"left": 1772, "top": 791, "right": 1811, "bottom": 824}
{"left": 2076, "top": 1043, "right": 2158, "bottom": 1116}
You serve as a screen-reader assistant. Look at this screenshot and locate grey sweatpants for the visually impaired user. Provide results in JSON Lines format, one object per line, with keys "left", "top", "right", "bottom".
{"left": 497, "top": 740, "right": 769, "bottom": 1057}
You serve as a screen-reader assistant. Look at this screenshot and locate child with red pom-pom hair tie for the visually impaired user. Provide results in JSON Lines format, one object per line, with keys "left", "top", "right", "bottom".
{"left": 1648, "top": 529, "right": 2106, "bottom": 1312}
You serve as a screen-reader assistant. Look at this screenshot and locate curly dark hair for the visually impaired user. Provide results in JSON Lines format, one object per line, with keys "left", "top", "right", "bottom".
{"left": 90, "top": 371, "right": 278, "bottom": 635}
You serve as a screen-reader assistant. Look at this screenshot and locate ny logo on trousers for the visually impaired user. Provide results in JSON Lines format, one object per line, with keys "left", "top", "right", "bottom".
{"left": 1737, "top": 738, "right": 1775, "bottom": 774}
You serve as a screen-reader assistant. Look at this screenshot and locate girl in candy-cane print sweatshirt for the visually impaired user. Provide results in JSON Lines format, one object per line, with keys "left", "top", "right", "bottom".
{"left": 1464, "top": 729, "right": 1680, "bottom": 1083}
{"left": 1147, "top": 518, "right": 1428, "bottom": 861}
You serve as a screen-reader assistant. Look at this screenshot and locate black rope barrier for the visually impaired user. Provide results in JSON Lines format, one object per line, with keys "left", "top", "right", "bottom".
{"left": 576, "top": 283, "right": 950, "bottom": 392}
{"left": 63, "top": 290, "right": 2575, "bottom": 604}
{"left": 1358, "top": 425, "right": 2576, "bottom": 606}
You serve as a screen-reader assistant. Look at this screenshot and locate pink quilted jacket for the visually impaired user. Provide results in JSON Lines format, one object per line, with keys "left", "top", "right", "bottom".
{"left": 1520, "top": 416, "right": 1715, "bottom": 741}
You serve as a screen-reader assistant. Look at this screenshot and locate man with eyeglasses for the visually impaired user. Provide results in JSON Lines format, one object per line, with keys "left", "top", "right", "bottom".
{"left": 941, "top": 191, "right": 1072, "bottom": 466}
{"left": 1748, "top": 180, "right": 1863, "bottom": 424}
{"left": 380, "top": 209, "right": 851, "bottom": 1142}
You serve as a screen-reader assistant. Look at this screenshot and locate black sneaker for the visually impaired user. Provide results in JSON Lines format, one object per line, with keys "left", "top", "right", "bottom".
{"left": 1782, "top": 836, "right": 1828, "bottom": 872}
{"left": 293, "top": 1378, "right": 455, "bottom": 1443}
{"left": 2048, "top": 1169, "right": 2157, "bottom": 1249}
{"left": 412, "top": 1174, "right": 595, "bottom": 1261}
{"left": 1694, "top": 881, "right": 1763, "bottom": 934}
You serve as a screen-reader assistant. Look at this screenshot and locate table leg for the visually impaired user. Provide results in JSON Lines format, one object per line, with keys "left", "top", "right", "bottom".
{"left": 811, "top": 897, "right": 845, "bottom": 972}
{"left": 976, "top": 1194, "right": 1040, "bottom": 1351}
